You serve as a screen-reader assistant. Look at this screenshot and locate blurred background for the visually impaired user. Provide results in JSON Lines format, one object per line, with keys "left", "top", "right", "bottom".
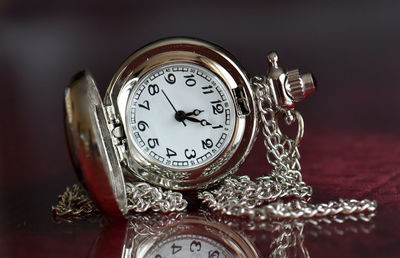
{"left": 1, "top": 0, "right": 399, "bottom": 257}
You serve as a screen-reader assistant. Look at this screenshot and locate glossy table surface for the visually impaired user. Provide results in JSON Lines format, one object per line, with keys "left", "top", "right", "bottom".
{"left": 1, "top": 1, "right": 400, "bottom": 257}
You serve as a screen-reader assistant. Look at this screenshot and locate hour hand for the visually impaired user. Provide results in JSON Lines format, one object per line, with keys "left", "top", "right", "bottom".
{"left": 185, "top": 109, "right": 204, "bottom": 117}
{"left": 185, "top": 116, "right": 212, "bottom": 126}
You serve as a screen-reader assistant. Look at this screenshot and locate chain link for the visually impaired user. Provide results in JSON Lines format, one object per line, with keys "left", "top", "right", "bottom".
{"left": 52, "top": 182, "right": 187, "bottom": 218}
{"left": 125, "top": 182, "right": 187, "bottom": 213}
{"left": 52, "top": 184, "right": 101, "bottom": 222}
{"left": 198, "top": 76, "right": 377, "bottom": 219}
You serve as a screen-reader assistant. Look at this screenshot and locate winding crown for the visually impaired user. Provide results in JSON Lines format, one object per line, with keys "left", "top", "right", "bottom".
{"left": 285, "top": 69, "right": 317, "bottom": 102}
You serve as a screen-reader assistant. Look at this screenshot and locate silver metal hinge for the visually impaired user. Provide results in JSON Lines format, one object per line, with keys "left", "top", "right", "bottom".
{"left": 105, "top": 105, "right": 127, "bottom": 163}
{"left": 233, "top": 87, "right": 250, "bottom": 116}
{"left": 105, "top": 105, "right": 119, "bottom": 125}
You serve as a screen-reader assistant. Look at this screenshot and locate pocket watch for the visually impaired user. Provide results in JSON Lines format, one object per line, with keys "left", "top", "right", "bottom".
{"left": 62, "top": 37, "right": 376, "bottom": 219}
{"left": 107, "top": 37, "right": 259, "bottom": 189}
{"left": 65, "top": 37, "right": 260, "bottom": 216}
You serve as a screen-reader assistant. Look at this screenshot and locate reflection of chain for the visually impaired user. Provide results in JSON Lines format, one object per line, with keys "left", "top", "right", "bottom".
{"left": 198, "top": 76, "right": 377, "bottom": 219}
{"left": 125, "top": 212, "right": 187, "bottom": 253}
{"left": 202, "top": 210, "right": 375, "bottom": 258}
{"left": 201, "top": 210, "right": 376, "bottom": 236}
{"left": 127, "top": 212, "right": 185, "bottom": 234}
{"left": 270, "top": 222, "right": 309, "bottom": 258}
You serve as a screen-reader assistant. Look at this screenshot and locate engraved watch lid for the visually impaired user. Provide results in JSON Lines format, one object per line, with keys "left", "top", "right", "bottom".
{"left": 64, "top": 71, "right": 127, "bottom": 218}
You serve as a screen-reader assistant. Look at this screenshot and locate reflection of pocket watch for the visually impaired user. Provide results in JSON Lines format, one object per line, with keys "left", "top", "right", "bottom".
{"left": 62, "top": 37, "right": 376, "bottom": 219}
{"left": 126, "top": 214, "right": 259, "bottom": 258}
{"left": 85, "top": 211, "right": 375, "bottom": 258}
{"left": 89, "top": 213, "right": 260, "bottom": 258}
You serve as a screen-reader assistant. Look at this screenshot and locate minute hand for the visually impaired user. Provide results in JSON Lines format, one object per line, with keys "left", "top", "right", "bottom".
{"left": 161, "top": 89, "right": 187, "bottom": 126}
{"left": 185, "top": 116, "right": 212, "bottom": 126}
{"left": 185, "top": 109, "right": 204, "bottom": 117}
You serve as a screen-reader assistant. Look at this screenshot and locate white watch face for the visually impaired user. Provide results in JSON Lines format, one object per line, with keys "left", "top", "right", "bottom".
{"left": 145, "top": 234, "right": 230, "bottom": 258}
{"left": 126, "top": 62, "right": 236, "bottom": 170}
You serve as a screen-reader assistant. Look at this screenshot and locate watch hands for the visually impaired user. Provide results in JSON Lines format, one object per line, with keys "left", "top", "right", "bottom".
{"left": 185, "top": 116, "right": 212, "bottom": 126}
{"left": 161, "top": 90, "right": 187, "bottom": 126}
{"left": 185, "top": 109, "right": 204, "bottom": 117}
{"left": 175, "top": 109, "right": 210, "bottom": 126}
{"left": 160, "top": 91, "right": 208, "bottom": 126}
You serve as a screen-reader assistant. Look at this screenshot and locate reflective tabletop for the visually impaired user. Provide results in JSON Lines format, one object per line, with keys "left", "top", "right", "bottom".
{"left": 1, "top": 1, "right": 400, "bottom": 257}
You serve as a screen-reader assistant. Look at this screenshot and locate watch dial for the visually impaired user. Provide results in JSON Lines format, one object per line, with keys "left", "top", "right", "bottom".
{"left": 126, "top": 62, "right": 236, "bottom": 170}
{"left": 145, "top": 234, "right": 231, "bottom": 258}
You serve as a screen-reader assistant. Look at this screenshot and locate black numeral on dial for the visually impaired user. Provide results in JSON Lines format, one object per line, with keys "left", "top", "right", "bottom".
{"left": 211, "top": 99, "right": 224, "bottom": 114}
{"left": 171, "top": 243, "right": 182, "bottom": 254}
{"left": 209, "top": 250, "right": 220, "bottom": 258}
{"left": 137, "top": 121, "right": 149, "bottom": 131}
{"left": 184, "top": 149, "right": 196, "bottom": 159}
{"left": 184, "top": 74, "right": 196, "bottom": 87}
{"left": 138, "top": 100, "right": 150, "bottom": 110}
{"left": 148, "top": 84, "right": 160, "bottom": 95}
{"left": 202, "top": 139, "right": 213, "bottom": 149}
{"left": 190, "top": 240, "right": 201, "bottom": 252}
{"left": 164, "top": 73, "right": 176, "bottom": 84}
{"left": 166, "top": 148, "right": 177, "bottom": 158}
{"left": 148, "top": 138, "right": 159, "bottom": 148}
{"left": 202, "top": 85, "right": 213, "bottom": 94}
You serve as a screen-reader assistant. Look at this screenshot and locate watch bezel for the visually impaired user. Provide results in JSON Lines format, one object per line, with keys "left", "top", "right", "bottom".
{"left": 105, "top": 37, "right": 257, "bottom": 191}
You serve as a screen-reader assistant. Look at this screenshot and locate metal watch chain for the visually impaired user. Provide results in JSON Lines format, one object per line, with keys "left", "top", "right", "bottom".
{"left": 198, "top": 52, "right": 376, "bottom": 219}
{"left": 53, "top": 52, "right": 377, "bottom": 220}
{"left": 199, "top": 75, "right": 376, "bottom": 219}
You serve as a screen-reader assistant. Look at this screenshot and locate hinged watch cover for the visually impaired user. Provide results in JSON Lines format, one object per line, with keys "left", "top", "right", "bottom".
{"left": 64, "top": 71, "right": 127, "bottom": 217}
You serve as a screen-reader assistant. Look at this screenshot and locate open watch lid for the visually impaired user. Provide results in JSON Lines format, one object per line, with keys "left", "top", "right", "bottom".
{"left": 64, "top": 71, "right": 127, "bottom": 218}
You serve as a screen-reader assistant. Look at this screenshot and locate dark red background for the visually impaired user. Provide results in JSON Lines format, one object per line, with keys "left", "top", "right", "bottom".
{"left": 1, "top": 1, "right": 400, "bottom": 257}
